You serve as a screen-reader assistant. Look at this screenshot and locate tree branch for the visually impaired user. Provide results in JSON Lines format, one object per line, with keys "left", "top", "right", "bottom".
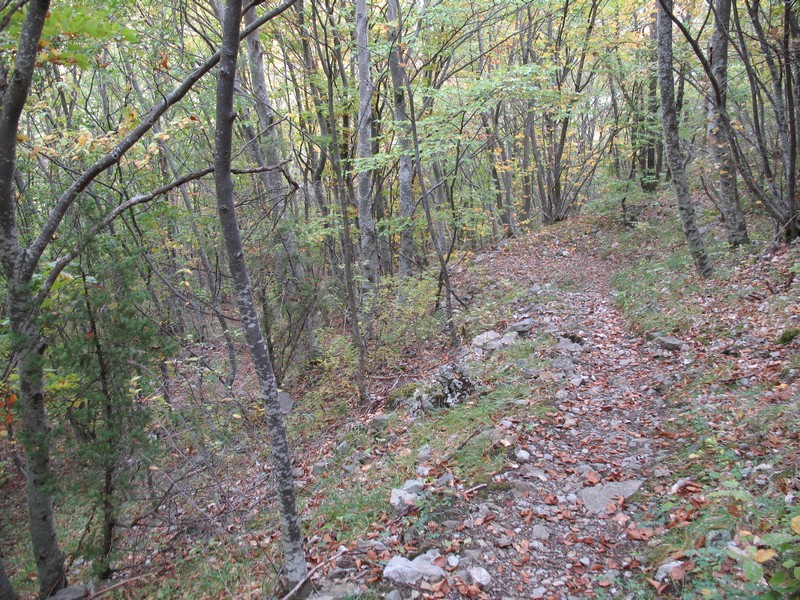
{"left": 23, "top": 0, "right": 299, "bottom": 281}
{"left": 35, "top": 164, "right": 283, "bottom": 304}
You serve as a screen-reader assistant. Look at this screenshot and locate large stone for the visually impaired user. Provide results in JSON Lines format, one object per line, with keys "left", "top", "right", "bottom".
{"left": 467, "top": 566, "right": 492, "bottom": 589}
{"left": 507, "top": 318, "right": 534, "bottom": 333}
{"left": 390, "top": 489, "right": 419, "bottom": 515}
{"left": 655, "top": 335, "right": 683, "bottom": 351}
{"left": 383, "top": 550, "right": 446, "bottom": 586}
{"left": 551, "top": 357, "right": 575, "bottom": 372}
{"left": 50, "top": 586, "right": 90, "bottom": 600}
{"left": 369, "top": 413, "right": 391, "bottom": 433}
{"left": 472, "top": 330, "right": 502, "bottom": 349}
{"left": 401, "top": 479, "right": 424, "bottom": 494}
{"left": 579, "top": 480, "right": 643, "bottom": 513}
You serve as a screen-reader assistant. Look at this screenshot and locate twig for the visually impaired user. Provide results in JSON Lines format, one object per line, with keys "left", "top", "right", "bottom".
{"left": 442, "top": 426, "right": 484, "bottom": 462}
{"left": 89, "top": 572, "right": 155, "bottom": 598}
{"left": 279, "top": 549, "right": 348, "bottom": 600}
{"left": 463, "top": 483, "right": 488, "bottom": 498}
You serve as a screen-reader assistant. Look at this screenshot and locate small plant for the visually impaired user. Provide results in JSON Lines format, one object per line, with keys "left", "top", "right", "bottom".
{"left": 777, "top": 328, "right": 800, "bottom": 344}
{"left": 726, "top": 514, "right": 800, "bottom": 598}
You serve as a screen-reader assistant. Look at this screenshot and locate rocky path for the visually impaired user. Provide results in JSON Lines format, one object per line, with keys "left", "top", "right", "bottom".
{"left": 433, "top": 239, "right": 681, "bottom": 599}
{"left": 378, "top": 237, "right": 687, "bottom": 600}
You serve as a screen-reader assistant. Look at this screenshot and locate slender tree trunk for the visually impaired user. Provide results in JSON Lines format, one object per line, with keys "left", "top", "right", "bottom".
{"left": 355, "top": 0, "right": 379, "bottom": 291}
{"left": 213, "top": 1, "right": 308, "bottom": 593}
{"left": 387, "top": 0, "right": 416, "bottom": 293}
{"left": 0, "top": 1, "right": 67, "bottom": 597}
{"left": 243, "top": 6, "right": 319, "bottom": 364}
{"left": 657, "top": 0, "right": 713, "bottom": 276}
{"left": 0, "top": 554, "right": 18, "bottom": 600}
{"left": 708, "top": 0, "right": 749, "bottom": 246}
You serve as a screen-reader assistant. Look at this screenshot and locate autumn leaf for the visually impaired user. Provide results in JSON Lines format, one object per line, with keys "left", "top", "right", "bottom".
{"left": 791, "top": 516, "right": 800, "bottom": 535}
{"left": 753, "top": 548, "right": 777, "bottom": 563}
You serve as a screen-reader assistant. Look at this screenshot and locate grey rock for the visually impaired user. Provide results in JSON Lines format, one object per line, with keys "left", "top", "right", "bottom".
{"left": 292, "top": 466, "right": 305, "bottom": 478}
{"left": 278, "top": 391, "right": 294, "bottom": 414}
{"left": 401, "top": 479, "right": 424, "bottom": 494}
{"left": 418, "top": 444, "right": 432, "bottom": 462}
{"left": 467, "top": 566, "right": 492, "bottom": 589}
{"left": 531, "top": 587, "right": 547, "bottom": 599}
{"left": 656, "top": 335, "right": 683, "bottom": 351}
{"left": 653, "top": 467, "right": 671, "bottom": 478}
{"left": 50, "top": 586, "right": 89, "bottom": 600}
{"left": 383, "top": 550, "right": 446, "bottom": 586}
{"left": 369, "top": 414, "right": 391, "bottom": 432}
{"left": 551, "top": 358, "right": 575, "bottom": 372}
{"left": 531, "top": 525, "right": 551, "bottom": 540}
{"left": 472, "top": 331, "right": 502, "bottom": 349}
{"left": 579, "top": 480, "right": 643, "bottom": 514}
{"left": 447, "top": 554, "right": 460, "bottom": 568}
{"left": 312, "top": 460, "right": 329, "bottom": 477}
{"left": 515, "top": 449, "right": 531, "bottom": 463}
{"left": 384, "top": 592, "right": 403, "bottom": 600}
{"left": 416, "top": 465, "right": 431, "bottom": 477}
{"left": 507, "top": 318, "right": 534, "bottom": 333}
{"left": 390, "top": 489, "right": 418, "bottom": 515}
{"left": 705, "top": 530, "right": 733, "bottom": 549}
{"left": 655, "top": 560, "right": 684, "bottom": 582}
{"left": 335, "top": 440, "right": 350, "bottom": 455}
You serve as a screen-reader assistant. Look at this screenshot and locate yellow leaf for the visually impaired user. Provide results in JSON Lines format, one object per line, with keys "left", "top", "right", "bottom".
{"left": 754, "top": 548, "right": 777, "bottom": 563}
{"left": 791, "top": 516, "right": 800, "bottom": 535}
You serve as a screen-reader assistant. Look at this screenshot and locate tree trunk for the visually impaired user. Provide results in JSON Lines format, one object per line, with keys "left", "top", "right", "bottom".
{"left": 657, "top": 0, "right": 713, "bottom": 276}
{"left": 355, "top": 0, "right": 379, "bottom": 290}
{"left": 0, "top": 554, "right": 18, "bottom": 600}
{"left": 708, "top": 0, "right": 749, "bottom": 246}
{"left": 0, "top": 1, "right": 67, "bottom": 597}
{"left": 387, "top": 0, "right": 416, "bottom": 293}
{"left": 213, "top": 1, "right": 308, "bottom": 593}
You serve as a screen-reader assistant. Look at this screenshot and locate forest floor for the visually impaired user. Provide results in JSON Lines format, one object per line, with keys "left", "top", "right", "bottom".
{"left": 2, "top": 203, "right": 800, "bottom": 600}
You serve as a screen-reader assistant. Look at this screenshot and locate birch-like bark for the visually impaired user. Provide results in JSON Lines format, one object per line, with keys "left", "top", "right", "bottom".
{"left": 657, "top": 0, "right": 713, "bottom": 277}
{"left": 214, "top": 0, "right": 308, "bottom": 593}
{"left": 355, "top": 0, "right": 379, "bottom": 290}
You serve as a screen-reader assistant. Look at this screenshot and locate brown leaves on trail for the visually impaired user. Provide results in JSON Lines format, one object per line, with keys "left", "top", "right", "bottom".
{"left": 625, "top": 524, "right": 655, "bottom": 541}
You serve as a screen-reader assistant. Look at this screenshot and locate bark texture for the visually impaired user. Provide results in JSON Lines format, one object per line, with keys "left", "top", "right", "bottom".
{"left": 387, "top": 0, "right": 416, "bottom": 288}
{"left": 0, "top": 1, "right": 67, "bottom": 597}
{"left": 657, "top": 0, "right": 713, "bottom": 277}
{"left": 355, "top": 0, "right": 379, "bottom": 290}
{"left": 213, "top": 0, "right": 308, "bottom": 593}
{"left": 707, "top": 0, "right": 749, "bottom": 246}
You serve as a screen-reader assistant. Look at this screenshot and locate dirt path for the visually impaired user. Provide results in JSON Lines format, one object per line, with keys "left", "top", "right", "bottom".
{"left": 430, "top": 236, "right": 682, "bottom": 599}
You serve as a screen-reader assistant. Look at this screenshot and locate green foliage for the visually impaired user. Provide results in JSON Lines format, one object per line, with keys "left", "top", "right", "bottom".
{"left": 777, "top": 328, "right": 800, "bottom": 345}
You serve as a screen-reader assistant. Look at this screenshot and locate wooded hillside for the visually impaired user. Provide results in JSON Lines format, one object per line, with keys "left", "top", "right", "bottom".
{"left": 0, "top": 0, "right": 798, "bottom": 598}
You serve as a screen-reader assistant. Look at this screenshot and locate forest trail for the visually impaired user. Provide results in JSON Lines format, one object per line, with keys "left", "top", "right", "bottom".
{"left": 311, "top": 228, "right": 693, "bottom": 600}
{"left": 426, "top": 232, "right": 677, "bottom": 599}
